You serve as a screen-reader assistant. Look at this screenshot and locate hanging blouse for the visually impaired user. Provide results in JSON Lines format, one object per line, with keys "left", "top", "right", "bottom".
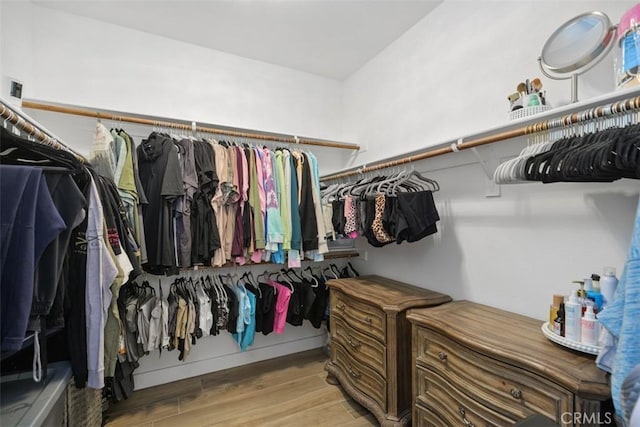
{"left": 210, "top": 142, "right": 228, "bottom": 267}
{"left": 258, "top": 281, "right": 276, "bottom": 335}
{"left": 271, "top": 280, "right": 292, "bottom": 334}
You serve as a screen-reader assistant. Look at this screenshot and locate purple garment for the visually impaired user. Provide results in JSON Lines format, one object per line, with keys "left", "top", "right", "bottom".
{"left": 232, "top": 147, "right": 244, "bottom": 257}
{"left": 1, "top": 165, "right": 66, "bottom": 352}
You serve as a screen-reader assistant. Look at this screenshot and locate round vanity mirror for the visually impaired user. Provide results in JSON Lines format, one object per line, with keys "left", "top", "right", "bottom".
{"left": 539, "top": 11, "right": 616, "bottom": 103}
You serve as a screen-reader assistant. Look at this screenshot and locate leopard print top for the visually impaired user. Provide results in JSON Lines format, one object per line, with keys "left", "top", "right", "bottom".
{"left": 372, "top": 194, "right": 394, "bottom": 243}
{"left": 344, "top": 196, "right": 358, "bottom": 238}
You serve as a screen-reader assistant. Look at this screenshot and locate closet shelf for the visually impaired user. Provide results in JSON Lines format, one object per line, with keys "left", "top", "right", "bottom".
{"left": 21, "top": 99, "right": 360, "bottom": 151}
{"left": 179, "top": 250, "right": 360, "bottom": 272}
{"left": 322, "top": 87, "right": 640, "bottom": 181}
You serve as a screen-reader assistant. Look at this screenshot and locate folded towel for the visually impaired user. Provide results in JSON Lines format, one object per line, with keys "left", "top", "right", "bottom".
{"left": 598, "top": 196, "right": 640, "bottom": 423}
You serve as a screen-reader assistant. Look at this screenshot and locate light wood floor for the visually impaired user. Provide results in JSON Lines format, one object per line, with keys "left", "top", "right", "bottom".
{"left": 103, "top": 348, "right": 378, "bottom": 427}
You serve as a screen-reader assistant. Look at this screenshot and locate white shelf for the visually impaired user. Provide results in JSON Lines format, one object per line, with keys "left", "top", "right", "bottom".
{"left": 541, "top": 322, "right": 602, "bottom": 356}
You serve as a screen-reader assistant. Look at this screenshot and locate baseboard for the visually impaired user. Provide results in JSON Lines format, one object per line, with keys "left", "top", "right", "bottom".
{"left": 133, "top": 334, "right": 326, "bottom": 390}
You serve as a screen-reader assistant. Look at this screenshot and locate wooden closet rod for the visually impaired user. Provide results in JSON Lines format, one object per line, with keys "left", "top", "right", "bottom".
{"left": 1, "top": 99, "right": 88, "bottom": 163}
{"left": 322, "top": 95, "right": 640, "bottom": 181}
{"left": 21, "top": 100, "right": 360, "bottom": 151}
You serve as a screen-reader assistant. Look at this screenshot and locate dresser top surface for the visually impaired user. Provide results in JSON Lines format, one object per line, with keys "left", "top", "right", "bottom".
{"left": 327, "top": 275, "right": 451, "bottom": 312}
{"left": 407, "top": 300, "right": 610, "bottom": 397}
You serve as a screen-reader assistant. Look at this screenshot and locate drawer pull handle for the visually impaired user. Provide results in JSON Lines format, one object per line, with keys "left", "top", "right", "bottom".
{"left": 336, "top": 303, "right": 345, "bottom": 310}
{"left": 364, "top": 316, "right": 372, "bottom": 324}
{"left": 438, "top": 351, "right": 448, "bottom": 361}
{"left": 510, "top": 388, "right": 522, "bottom": 399}
{"left": 347, "top": 336, "right": 361, "bottom": 350}
{"left": 347, "top": 366, "right": 361, "bottom": 379}
{"left": 457, "top": 407, "right": 475, "bottom": 427}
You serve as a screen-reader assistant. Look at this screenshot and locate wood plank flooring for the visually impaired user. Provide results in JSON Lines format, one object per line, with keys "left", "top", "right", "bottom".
{"left": 103, "top": 349, "right": 378, "bottom": 427}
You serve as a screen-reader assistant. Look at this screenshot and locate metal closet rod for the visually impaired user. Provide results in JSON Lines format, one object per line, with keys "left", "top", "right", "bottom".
{"left": 21, "top": 100, "right": 360, "bottom": 151}
{"left": 321, "top": 95, "right": 640, "bottom": 181}
{"left": 1, "top": 99, "right": 88, "bottom": 163}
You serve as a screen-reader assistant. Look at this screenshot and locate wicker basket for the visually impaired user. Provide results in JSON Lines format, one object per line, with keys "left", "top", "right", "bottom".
{"left": 64, "top": 380, "right": 102, "bottom": 427}
{"left": 508, "top": 105, "right": 551, "bottom": 121}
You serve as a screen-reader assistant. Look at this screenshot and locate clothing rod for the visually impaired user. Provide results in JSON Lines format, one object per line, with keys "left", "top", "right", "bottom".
{"left": 0, "top": 99, "right": 88, "bottom": 163}
{"left": 321, "top": 95, "right": 640, "bottom": 181}
{"left": 21, "top": 100, "right": 360, "bottom": 151}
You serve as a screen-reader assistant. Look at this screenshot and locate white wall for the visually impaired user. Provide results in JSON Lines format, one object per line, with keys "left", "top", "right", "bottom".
{"left": 349, "top": 142, "right": 638, "bottom": 320}
{"left": 343, "top": 1, "right": 640, "bottom": 320}
{"left": 344, "top": 1, "right": 633, "bottom": 159}
{"left": 0, "top": 1, "right": 3, "bottom": 84}
{"left": 1, "top": 1, "right": 33, "bottom": 107}
{"left": 1, "top": 1, "right": 351, "bottom": 173}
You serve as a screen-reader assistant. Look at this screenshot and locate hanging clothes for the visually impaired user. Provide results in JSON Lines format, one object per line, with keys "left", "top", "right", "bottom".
{"left": 174, "top": 138, "right": 199, "bottom": 268}
{"left": 288, "top": 152, "right": 303, "bottom": 267}
{"left": 137, "top": 132, "right": 185, "bottom": 274}
{"left": 191, "top": 140, "right": 220, "bottom": 265}
{"left": 0, "top": 165, "right": 67, "bottom": 352}
{"left": 270, "top": 280, "right": 292, "bottom": 334}
{"left": 298, "top": 153, "right": 319, "bottom": 254}
{"left": 321, "top": 171, "right": 440, "bottom": 247}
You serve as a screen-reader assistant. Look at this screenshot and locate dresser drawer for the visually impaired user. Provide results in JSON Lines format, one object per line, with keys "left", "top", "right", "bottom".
{"left": 333, "top": 342, "right": 387, "bottom": 411}
{"left": 416, "top": 365, "right": 518, "bottom": 426}
{"left": 332, "top": 316, "right": 386, "bottom": 377}
{"left": 414, "top": 403, "right": 447, "bottom": 427}
{"left": 332, "top": 291, "right": 386, "bottom": 342}
{"left": 415, "top": 326, "right": 573, "bottom": 423}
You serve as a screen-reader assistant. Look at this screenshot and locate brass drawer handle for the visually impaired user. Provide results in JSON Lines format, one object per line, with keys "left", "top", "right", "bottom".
{"left": 364, "top": 316, "right": 372, "bottom": 324}
{"left": 336, "top": 302, "right": 345, "bottom": 310}
{"left": 457, "top": 407, "right": 475, "bottom": 427}
{"left": 438, "top": 351, "right": 448, "bottom": 361}
{"left": 347, "top": 366, "right": 361, "bottom": 379}
{"left": 510, "top": 388, "right": 522, "bottom": 399}
{"left": 347, "top": 335, "right": 361, "bottom": 350}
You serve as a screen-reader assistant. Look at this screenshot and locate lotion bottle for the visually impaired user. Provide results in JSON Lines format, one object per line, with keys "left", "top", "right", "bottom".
{"left": 600, "top": 267, "right": 619, "bottom": 309}
{"left": 564, "top": 290, "right": 582, "bottom": 342}
{"left": 581, "top": 304, "right": 599, "bottom": 346}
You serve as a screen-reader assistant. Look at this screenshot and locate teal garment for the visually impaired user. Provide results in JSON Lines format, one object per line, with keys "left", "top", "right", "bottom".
{"left": 289, "top": 154, "right": 302, "bottom": 251}
{"left": 262, "top": 149, "right": 284, "bottom": 249}
{"left": 232, "top": 285, "right": 256, "bottom": 352}
{"left": 306, "top": 152, "right": 327, "bottom": 260}
{"left": 272, "top": 151, "right": 287, "bottom": 264}
{"left": 234, "top": 284, "right": 247, "bottom": 335}
{"left": 266, "top": 150, "right": 285, "bottom": 262}
{"left": 275, "top": 151, "right": 291, "bottom": 250}
{"left": 598, "top": 195, "right": 640, "bottom": 421}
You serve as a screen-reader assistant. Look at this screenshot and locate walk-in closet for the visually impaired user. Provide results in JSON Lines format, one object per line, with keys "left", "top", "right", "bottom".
{"left": 1, "top": 1, "right": 640, "bottom": 426}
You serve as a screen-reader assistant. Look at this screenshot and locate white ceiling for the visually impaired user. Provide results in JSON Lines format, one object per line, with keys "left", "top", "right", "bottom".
{"left": 33, "top": 0, "right": 442, "bottom": 80}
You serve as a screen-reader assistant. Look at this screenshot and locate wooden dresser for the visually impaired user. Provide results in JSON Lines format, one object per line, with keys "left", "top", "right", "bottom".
{"left": 407, "top": 301, "right": 612, "bottom": 427}
{"left": 324, "top": 275, "right": 451, "bottom": 426}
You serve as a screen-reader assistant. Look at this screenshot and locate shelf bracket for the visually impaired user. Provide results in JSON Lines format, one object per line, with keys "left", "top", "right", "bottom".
{"left": 469, "top": 147, "right": 501, "bottom": 198}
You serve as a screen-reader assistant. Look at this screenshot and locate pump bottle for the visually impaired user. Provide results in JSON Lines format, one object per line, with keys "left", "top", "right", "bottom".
{"left": 581, "top": 304, "right": 599, "bottom": 346}
{"left": 564, "top": 290, "right": 582, "bottom": 342}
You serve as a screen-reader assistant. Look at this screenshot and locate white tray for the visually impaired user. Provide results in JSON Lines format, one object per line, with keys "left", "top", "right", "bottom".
{"left": 541, "top": 322, "right": 602, "bottom": 355}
